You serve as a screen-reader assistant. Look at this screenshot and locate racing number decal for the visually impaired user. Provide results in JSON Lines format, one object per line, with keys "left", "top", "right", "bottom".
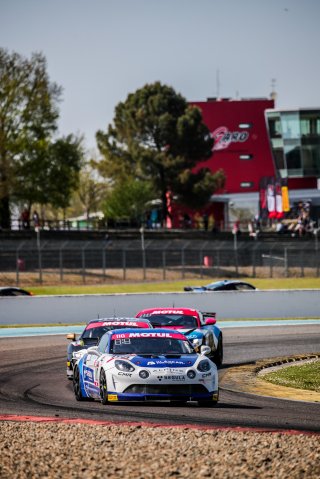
{"left": 108, "top": 394, "right": 118, "bottom": 401}
{"left": 115, "top": 338, "right": 131, "bottom": 345}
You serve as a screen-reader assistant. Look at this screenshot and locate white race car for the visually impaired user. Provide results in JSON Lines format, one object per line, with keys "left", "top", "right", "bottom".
{"left": 73, "top": 328, "right": 219, "bottom": 406}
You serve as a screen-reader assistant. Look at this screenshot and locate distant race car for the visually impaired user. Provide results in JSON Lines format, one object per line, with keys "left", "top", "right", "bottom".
{"left": 0, "top": 286, "right": 33, "bottom": 296}
{"left": 184, "top": 279, "right": 256, "bottom": 292}
{"left": 136, "top": 307, "right": 223, "bottom": 366}
{"left": 66, "top": 317, "right": 152, "bottom": 379}
{"left": 73, "top": 328, "right": 219, "bottom": 406}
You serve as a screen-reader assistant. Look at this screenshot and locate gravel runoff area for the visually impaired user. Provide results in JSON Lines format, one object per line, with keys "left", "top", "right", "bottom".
{"left": 0, "top": 421, "right": 319, "bottom": 479}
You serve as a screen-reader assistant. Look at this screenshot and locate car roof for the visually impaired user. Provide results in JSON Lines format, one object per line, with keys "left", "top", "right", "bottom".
{"left": 108, "top": 328, "right": 188, "bottom": 338}
{"left": 0, "top": 286, "right": 27, "bottom": 291}
{"left": 137, "top": 308, "right": 199, "bottom": 317}
{"left": 206, "top": 280, "right": 253, "bottom": 287}
{"left": 86, "top": 317, "right": 151, "bottom": 325}
{"left": 0, "top": 286, "right": 31, "bottom": 295}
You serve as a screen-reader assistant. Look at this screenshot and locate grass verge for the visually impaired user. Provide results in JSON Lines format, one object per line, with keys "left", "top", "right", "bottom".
{"left": 20, "top": 277, "right": 320, "bottom": 295}
{"left": 263, "top": 361, "right": 320, "bottom": 392}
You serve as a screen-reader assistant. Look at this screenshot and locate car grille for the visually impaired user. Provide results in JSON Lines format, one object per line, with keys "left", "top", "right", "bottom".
{"left": 123, "top": 384, "right": 208, "bottom": 394}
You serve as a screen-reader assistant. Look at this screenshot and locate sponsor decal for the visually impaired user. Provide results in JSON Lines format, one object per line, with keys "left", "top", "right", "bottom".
{"left": 157, "top": 375, "right": 185, "bottom": 381}
{"left": 212, "top": 126, "right": 249, "bottom": 151}
{"left": 108, "top": 394, "right": 118, "bottom": 401}
{"left": 83, "top": 366, "right": 94, "bottom": 383}
{"left": 149, "top": 309, "right": 185, "bottom": 315}
{"left": 86, "top": 320, "right": 149, "bottom": 330}
{"left": 152, "top": 368, "right": 185, "bottom": 374}
{"left": 202, "top": 373, "right": 212, "bottom": 378}
{"left": 118, "top": 372, "right": 132, "bottom": 377}
{"left": 187, "top": 333, "right": 202, "bottom": 339}
{"left": 112, "top": 332, "right": 185, "bottom": 340}
{"left": 147, "top": 359, "right": 186, "bottom": 366}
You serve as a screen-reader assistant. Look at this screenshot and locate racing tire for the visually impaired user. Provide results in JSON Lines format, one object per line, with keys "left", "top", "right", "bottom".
{"left": 73, "top": 365, "right": 84, "bottom": 401}
{"left": 100, "top": 369, "right": 108, "bottom": 405}
{"left": 212, "top": 334, "right": 223, "bottom": 367}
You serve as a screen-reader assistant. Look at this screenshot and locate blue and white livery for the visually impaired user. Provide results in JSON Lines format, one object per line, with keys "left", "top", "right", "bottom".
{"left": 73, "top": 328, "right": 219, "bottom": 406}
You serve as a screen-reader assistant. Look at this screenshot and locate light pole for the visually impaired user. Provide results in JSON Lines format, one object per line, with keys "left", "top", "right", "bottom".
{"left": 35, "top": 226, "right": 42, "bottom": 283}
{"left": 140, "top": 226, "right": 146, "bottom": 279}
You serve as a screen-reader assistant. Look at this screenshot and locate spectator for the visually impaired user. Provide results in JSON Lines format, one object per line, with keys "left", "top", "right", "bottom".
{"left": 21, "top": 207, "right": 30, "bottom": 229}
{"left": 33, "top": 210, "right": 40, "bottom": 229}
{"left": 232, "top": 219, "right": 241, "bottom": 236}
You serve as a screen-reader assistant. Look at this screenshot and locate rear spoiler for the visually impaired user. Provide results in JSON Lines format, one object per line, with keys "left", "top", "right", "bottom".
{"left": 202, "top": 312, "right": 216, "bottom": 320}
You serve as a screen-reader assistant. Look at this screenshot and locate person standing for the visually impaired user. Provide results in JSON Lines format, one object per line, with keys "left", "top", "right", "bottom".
{"left": 33, "top": 210, "right": 40, "bottom": 229}
{"left": 21, "top": 207, "right": 30, "bottom": 229}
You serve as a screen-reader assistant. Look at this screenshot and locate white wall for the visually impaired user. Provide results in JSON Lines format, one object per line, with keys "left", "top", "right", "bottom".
{"left": 0, "top": 290, "right": 319, "bottom": 325}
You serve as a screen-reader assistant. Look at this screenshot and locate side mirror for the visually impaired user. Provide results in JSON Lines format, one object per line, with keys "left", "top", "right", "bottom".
{"left": 66, "top": 333, "right": 76, "bottom": 341}
{"left": 205, "top": 317, "right": 216, "bottom": 325}
{"left": 200, "top": 345, "right": 211, "bottom": 356}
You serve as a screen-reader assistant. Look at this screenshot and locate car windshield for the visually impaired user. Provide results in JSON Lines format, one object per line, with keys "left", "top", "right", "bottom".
{"left": 205, "top": 281, "right": 225, "bottom": 289}
{"left": 109, "top": 333, "right": 194, "bottom": 355}
{"left": 142, "top": 314, "right": 198, "bottom": 328}
{"left": 82, "top": 321, "right": 149, "bottom": 340}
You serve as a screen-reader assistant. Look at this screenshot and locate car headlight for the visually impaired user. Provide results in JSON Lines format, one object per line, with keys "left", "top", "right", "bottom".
{"left": 191, "top": 337, "right": 203, "bottom": 348}
{"left": 197, "top": 360, "right": 211, "bottom": 372}
{"left": 73, "top": 351, "right": 85, "bottom": 359}
{"left": 187, "top": 370, "right": 196, "bottom": 379}
{"left": 115, "top": 360, "right": 135, "bottom": 372}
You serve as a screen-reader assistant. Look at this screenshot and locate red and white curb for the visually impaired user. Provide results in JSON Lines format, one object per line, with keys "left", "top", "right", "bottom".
{"left": 0, "top": 414, "right": 318, "bottom": 436}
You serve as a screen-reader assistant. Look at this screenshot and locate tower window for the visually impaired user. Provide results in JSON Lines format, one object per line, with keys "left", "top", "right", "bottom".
{"left": 240, "top": 182, "right": 253, "bottom": 188}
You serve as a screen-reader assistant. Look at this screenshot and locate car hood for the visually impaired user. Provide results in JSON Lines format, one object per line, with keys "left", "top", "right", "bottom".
{"left": 130, "top": 355, "right": 197, "bottom": 368}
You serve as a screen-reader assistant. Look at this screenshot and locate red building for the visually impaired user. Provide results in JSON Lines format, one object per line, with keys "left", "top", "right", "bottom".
{"left": 193, "top": 97, "right": 275, "bottom": 194}
{"left": 171, "top": 97, "right": 320, "bottom": 229}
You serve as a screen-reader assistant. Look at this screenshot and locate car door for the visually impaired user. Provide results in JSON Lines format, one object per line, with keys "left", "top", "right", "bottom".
{"left": 83, "top": 348, "right": 102, "bottom": 398}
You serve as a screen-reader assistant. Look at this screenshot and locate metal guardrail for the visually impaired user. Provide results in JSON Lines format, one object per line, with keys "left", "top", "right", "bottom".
{"left": 0, "top": 238, "right": 319, "bottom": 284}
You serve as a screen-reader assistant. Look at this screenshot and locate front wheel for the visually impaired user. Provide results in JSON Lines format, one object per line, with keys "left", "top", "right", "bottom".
{"left": 100, "top": 369, "right": 108, "bottom": 405}
{"left": 73, "top": 365, "right": 84, "bottom": 401}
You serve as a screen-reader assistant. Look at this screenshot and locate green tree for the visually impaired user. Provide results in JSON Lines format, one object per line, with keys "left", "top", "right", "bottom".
{"left": 96, "top": 82, "right": 225, "bottom": 225}
{"left": 103, "top": 177, "right": 155, "bottom": 224}
{"left": 0, "top": 48, "right": 61, "bottom": 228}
{"left": 76, "top": 162, "right": 108, "bottom": 221}
{"left": 13, "top": 134, "right": 83, "bottom": 220}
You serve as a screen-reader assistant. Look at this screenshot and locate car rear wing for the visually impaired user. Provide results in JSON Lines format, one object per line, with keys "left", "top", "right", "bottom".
{"left": 202, "top": 312, "right": 216, "bottom": 320}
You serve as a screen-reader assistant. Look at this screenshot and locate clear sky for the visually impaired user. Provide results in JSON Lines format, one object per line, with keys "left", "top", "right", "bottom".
{"left": 1, "top": 0, "right": 320, "bottom": 151}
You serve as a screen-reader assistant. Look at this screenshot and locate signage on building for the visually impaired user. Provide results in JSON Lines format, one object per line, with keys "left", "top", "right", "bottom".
{"left": 211, "top": 126, "right": 249, "bottom": 151}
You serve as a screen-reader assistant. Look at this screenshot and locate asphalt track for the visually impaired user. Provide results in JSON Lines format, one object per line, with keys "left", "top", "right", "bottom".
{"left": 1, "top": 324, "right": 320, "bottom": 432}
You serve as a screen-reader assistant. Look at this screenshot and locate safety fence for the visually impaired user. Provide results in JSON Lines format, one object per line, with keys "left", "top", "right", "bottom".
{"left": 0, "top": 237, "right": 319, "bottom": 285}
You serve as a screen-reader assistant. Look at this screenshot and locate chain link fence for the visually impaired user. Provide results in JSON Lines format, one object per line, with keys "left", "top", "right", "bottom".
{"left": 1, "top": 236, "right": 320, "bottom": 285}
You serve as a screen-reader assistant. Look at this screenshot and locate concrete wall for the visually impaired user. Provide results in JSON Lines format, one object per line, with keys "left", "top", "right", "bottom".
{"left": 0, "top": 290, "right": 319, "bottom": 325}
